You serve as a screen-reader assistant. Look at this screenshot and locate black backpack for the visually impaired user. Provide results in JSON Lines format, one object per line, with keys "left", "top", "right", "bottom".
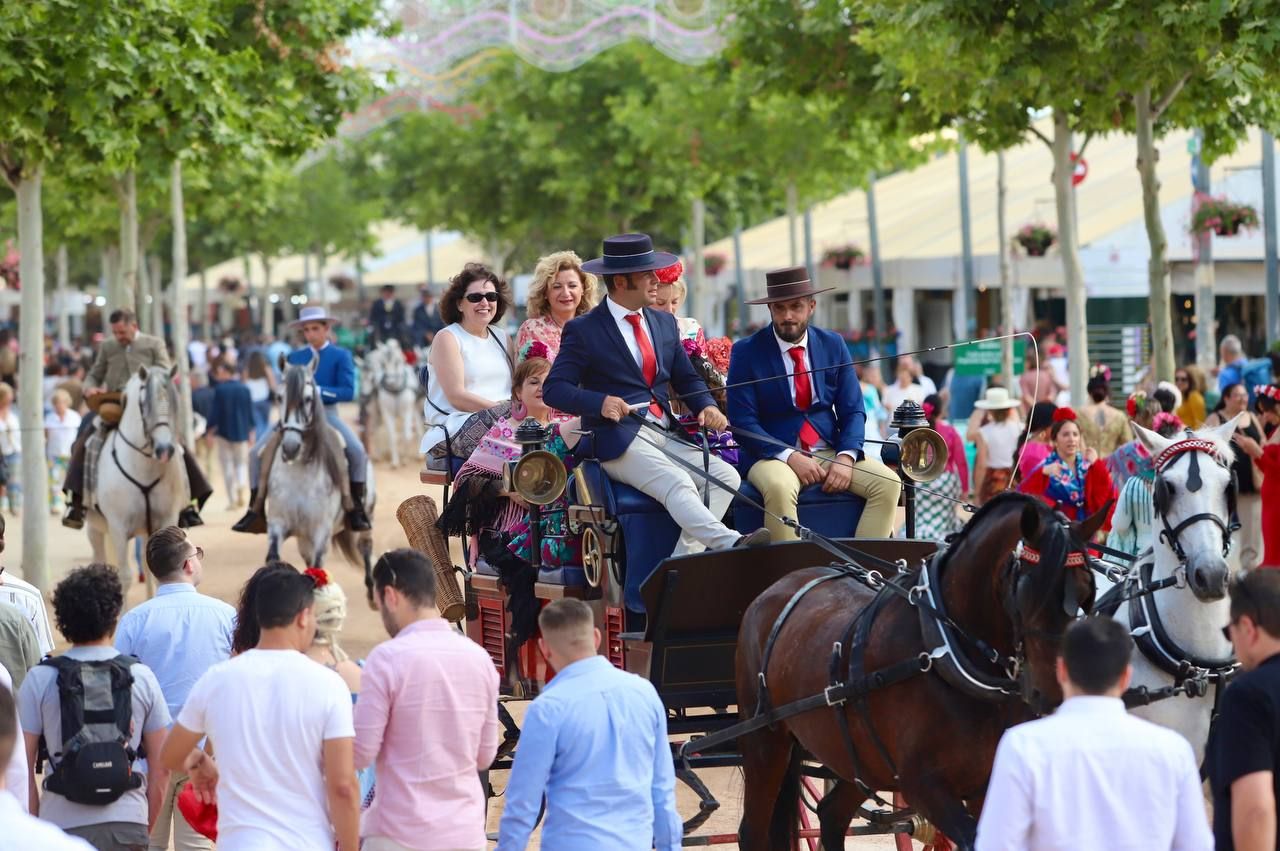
{"left": 38, "top": 655, "right": 143, "bottom": 805}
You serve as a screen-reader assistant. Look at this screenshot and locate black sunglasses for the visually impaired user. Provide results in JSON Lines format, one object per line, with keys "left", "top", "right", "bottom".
{"left": 465, "top": 292, "right": 500, "bottom": 304}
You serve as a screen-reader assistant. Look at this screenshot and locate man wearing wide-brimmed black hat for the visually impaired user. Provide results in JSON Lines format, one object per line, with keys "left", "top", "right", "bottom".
{"left": 726, "top": 266, "right": 901, "bottom": 540}
{"left": 544, "top": 233, "right": 770, "bottom": 561}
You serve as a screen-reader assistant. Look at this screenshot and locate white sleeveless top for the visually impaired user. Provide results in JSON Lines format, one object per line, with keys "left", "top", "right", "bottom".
{"left": 421, "top": 323, "right": 512, "bottom": 453}
{"left": 980, "top": 418, "right": 1023, "bottom": 469}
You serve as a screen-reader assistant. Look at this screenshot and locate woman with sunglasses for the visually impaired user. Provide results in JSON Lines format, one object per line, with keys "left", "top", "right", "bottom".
{"left": 421, "top": 263, "right": 515, "bottom": 467}
{"left": 1174, "top": 365, "right": 1207, "bottom": 429}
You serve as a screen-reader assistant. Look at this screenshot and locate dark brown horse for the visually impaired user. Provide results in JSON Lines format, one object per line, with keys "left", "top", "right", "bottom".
{"left": 735, "top": 492, "right": 1106, "bottom": 851}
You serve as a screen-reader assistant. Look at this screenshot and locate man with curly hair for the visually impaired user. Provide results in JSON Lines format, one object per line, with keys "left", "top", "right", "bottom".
{"left": 17, "top": 564, "right": 170, "bottom": 850}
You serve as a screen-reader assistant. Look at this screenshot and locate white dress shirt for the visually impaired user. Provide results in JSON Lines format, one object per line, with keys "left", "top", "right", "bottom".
{"left": 0, "top": 793, "right": 93, "bottom": 849}
{"left": 605, "top": 297, "right": 667, "bottom": 426}
{"left": 975, "top": 696, "right": 1212, "bottom": 851}
{"left": 773, "top": 330, "right": 850, "bottom": 465}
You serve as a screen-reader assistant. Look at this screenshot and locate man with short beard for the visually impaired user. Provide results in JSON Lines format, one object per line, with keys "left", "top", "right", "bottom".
{"left": 353, "top": 549, "right": 498, "bottom": 851}
{"left": 727, "top": 266, "right": 901, "bottom": 539}
{"left": 544, "top": 233, "right": 770, "bottom": 566}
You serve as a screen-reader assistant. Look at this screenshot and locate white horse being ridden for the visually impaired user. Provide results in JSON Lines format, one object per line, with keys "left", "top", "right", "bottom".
{"left": 1103, "top": 417, "right": 1241, "bottom": 764}
{"left": 266, "top": 357, "right": 376, "bottom": 603}
{"left": 88, "top": 366, "right": 187, "bottom": 596}
{"left": 367, "top": 339, "right": 419, "bottom": 469}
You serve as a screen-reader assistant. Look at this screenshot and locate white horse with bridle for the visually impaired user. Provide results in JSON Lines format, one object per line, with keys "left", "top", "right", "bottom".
{"left": 266, "top": 356, "right": 376, "bottom": 602}
{"left": 1101, "top": 417, "right": 1241, "bottom": 764}
{"left": 366, "top": 339, "right": 419, "bottom": 469}
{"left": 87, "top": 365, "right": 188, "bottom": 596}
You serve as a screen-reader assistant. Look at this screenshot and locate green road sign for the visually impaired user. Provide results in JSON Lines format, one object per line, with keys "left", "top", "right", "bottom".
{"left": 954, "top": 338, "right": 1027, "bottom": 376}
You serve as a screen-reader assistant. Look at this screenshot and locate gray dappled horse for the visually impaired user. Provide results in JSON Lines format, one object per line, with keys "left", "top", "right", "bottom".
{"left": 267, "top": 356, "right": 376, "bottom": 602}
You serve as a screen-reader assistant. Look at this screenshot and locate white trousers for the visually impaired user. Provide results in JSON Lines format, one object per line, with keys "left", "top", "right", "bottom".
{"left": 602, "top": 429, "right": 741, "bottom": 554}
{"left": 215, "top": 437, "right": 249, "bottom": 500}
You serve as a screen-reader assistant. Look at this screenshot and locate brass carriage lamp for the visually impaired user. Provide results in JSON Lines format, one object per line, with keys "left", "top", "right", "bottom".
{"left": 508, "top": 418, "right": 568, "bottom": 571}
{"left": 885, "top": 401, "right": 948, "bottom": 538}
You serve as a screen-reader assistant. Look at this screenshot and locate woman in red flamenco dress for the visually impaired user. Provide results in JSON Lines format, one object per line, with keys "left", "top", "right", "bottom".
{"left": 1019, "top": 408, "right": 1117, "bottom": 534}
{"left": 1235, "top": 385, "right": 1280, "bottom": 568}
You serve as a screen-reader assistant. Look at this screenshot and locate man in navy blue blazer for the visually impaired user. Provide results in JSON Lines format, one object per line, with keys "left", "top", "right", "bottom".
{"left": 545, "top": 233, "right": 769, "bottom": 555}
{"left": 727, "top": 267, "right": 901, "bottom": 539}
{"left": 233, "top": 306, "right": 372, "bottom": 533}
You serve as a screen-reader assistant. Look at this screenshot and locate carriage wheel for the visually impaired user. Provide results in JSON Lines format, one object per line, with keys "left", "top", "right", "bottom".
{"left": 581, "top": 526, "right": 606, "bottom": 588}
{"left": 892, "top": 792, "right": 954, "bottom": 851}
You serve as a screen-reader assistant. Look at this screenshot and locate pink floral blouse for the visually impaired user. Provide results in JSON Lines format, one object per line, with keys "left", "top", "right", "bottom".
{"left": 516, "top": 316, "right": 564, "bottom": 362}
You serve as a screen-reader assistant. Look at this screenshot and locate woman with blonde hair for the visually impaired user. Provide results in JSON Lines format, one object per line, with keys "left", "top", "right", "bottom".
{"left": 652, "top": 261, "right": 705, "bottom": 344}
{"left": 515, "top": 250, "right": 598, "bottom": 362}
{"left": 301, "top": 567, "right": 377, "bottom": 804}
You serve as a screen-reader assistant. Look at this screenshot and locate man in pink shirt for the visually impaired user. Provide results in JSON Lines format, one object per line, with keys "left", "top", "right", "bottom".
{"left": 355, "top": 549, "right": 499, "bottom": 851}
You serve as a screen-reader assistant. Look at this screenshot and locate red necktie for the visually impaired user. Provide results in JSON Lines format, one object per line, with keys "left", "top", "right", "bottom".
{"left": 625, "top": 313, "right": 664, "bottom": 419}
{"left": 788, "top": 346, "right": 821, "bottom": 451}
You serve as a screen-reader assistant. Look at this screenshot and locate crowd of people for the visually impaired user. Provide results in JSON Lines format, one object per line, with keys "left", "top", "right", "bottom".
{"left": 0, "top": 227, "right": 1279, "bottom": 850}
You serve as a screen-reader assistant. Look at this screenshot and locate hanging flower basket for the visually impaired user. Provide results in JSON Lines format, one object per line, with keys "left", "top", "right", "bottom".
{"left": 217, "top": 276, "right": 242, "bottom": 295}
{"left": 822, "top": 244, "right": 866, "bottom": 270}
{"left": 1191, "top": 195, "right": 1258, "bottom": 237}
{"left": 1014, "top": 223, "right": 1056, "bottom": 257}
{"left": 703, "top": 252, "right": 727, "bottom": 277}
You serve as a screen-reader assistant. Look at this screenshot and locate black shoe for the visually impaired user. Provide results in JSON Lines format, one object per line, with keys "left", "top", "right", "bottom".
{"left": 733, "top": 527, "right": 771, "bottom": 548}
{"left": 347, "top": 482, "right": 372, "bottom": 532}
{"left": 62, "top": 498, "right": 86, "bottom": 530}
{"left": 232, "top": 491, "right": 267, "bottom": 534}
{"left": 178, "top": 506, "right": 204, "bottom": 528}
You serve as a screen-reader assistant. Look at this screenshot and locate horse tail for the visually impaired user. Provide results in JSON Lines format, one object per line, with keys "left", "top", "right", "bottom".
{"left": 335, "top": 529, "right": 375, "bottom": 605}
{"left": 771, "top": 745, "right": 803, "bottom": 849}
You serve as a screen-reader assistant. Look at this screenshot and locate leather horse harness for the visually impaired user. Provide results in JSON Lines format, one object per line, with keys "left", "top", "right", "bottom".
{"left": 680, "top": 514, "right": 1093, "bottom": 808}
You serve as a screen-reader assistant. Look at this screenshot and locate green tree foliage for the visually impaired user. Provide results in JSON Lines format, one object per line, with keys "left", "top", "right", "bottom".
{"left": 369, "top": 44, "right": 907, "bottom": 274}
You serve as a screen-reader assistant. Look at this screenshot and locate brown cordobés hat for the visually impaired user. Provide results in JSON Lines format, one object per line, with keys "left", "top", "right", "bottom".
{"left": 746, "top": 266, "right": 835, "bottom": 305}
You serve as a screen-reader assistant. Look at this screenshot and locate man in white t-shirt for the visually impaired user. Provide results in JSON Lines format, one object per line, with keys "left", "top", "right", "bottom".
{"left": 159, "top": 563, "right": 360, "bottom": 851}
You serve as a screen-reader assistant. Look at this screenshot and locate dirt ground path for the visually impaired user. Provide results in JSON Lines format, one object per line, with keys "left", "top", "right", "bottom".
{"left": 7, "top": 404, "right": 915, "bottom": 849}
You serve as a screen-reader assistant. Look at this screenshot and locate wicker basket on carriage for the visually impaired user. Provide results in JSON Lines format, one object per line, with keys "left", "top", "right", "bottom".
{"left": 396, "top": 495, "right": 466, "bottom": 622}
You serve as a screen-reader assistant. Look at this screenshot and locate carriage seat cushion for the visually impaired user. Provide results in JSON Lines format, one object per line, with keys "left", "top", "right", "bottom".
{"left": 537, "top": 566, "right": 588, "bottom": 586}
{"left": 734, "top": 481, "right": 866, "bottom": 539}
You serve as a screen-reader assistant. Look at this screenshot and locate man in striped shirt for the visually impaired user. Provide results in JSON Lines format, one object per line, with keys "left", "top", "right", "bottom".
{"left": 0, "top": 516, "right": 53, "bottom": 657}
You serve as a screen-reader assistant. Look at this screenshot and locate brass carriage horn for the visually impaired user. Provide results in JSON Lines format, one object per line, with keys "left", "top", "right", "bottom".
{"left": 510, "top": 450, "right": 568, "bottom": 506}
{"left": 899, "top": 427, "right": 949, "bottom": 483}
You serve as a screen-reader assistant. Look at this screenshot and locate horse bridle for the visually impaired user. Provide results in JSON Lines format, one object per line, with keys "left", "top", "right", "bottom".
{"left": 1003, "top": 521, "right": 1097, "bottom": 675}
{"left": 117, "top": 371, "right": 173, "bottom": 457}
{"left": 281, "top": 371, "right": 318, "bottom": 439}
{"left": 1151, "top": 436, "right": 1238, "bottom": 562}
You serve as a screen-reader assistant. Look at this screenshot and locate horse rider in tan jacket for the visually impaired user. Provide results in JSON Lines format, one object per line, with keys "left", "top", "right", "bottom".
{"left": 61, "top": 308, "right": 212, "bottom": 529}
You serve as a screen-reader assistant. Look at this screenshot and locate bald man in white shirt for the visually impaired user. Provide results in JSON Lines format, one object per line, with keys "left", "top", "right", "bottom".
{"left": 976, "top": 617, "right": 1212, "bottom": 851}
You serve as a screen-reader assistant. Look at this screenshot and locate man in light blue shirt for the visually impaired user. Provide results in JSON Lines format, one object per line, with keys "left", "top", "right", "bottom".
{"left": 115, "top": 525, "right": 235, "bottom": 851}
{"left": 497, "top": 599, "right": 681, "bottom": 851}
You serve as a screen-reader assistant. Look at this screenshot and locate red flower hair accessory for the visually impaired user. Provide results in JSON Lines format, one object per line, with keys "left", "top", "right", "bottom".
{"left": 1125, "top": 390, "right": 1147, "bottom": 418}
{"left": 1052, "top": 407, "right": 1077, "bottom": 423}
{"left": 656, "top": 261, "right": 684, "bottom": 284}
{"left": 1257, "top": 384, "right": 1280, "bottom": 402}
{"left": 304, "top": 567, "right": 330, "bottom": 588}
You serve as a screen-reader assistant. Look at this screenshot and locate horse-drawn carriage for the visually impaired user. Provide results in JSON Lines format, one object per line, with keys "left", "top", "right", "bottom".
{"left": 406, "top": 405, "right": 1244, "bottom": 850}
